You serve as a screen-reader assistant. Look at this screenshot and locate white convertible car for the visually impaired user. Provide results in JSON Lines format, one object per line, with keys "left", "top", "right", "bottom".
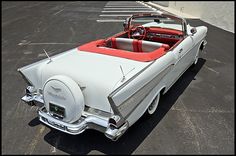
{"left": 18, "top": 13, "right": 207, "bottom": 141}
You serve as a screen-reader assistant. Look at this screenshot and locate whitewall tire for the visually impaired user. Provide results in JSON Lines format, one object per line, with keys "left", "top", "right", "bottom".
{"left": 147, "top": 93, "right": 160, "bottom": 115}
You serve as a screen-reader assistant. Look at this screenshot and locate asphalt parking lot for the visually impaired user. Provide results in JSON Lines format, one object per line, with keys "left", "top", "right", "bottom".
{"left": 2, "top": 1, "right": 234, "bottom": 154}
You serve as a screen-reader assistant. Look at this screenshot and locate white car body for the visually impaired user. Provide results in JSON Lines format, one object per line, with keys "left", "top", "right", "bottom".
{"left": 18, "top": 13, "right": 207, "bottom": 141}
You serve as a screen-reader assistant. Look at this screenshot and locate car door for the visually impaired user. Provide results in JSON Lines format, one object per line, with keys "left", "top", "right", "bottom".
{"left": 166, "top": 35, "right": 195, "bottom": 90}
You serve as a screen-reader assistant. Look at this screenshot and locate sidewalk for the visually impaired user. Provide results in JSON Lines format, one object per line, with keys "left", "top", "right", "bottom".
{"left": 144, "top": 1, "right": 200, "bottom": 19}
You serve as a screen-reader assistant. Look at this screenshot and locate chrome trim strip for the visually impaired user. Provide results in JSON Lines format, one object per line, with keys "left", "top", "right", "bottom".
{"left": 165, "top": 39, "right": 205, "bottom": 93}
{"left": 107, "top": 61, "right": 155, "bottom": 127}
{"left": 179, "top": 38, "right": 204, "bottom": 60}
{"left": 107, "top": 97, "right": 125, "bottom": 127}
{"left": 109, "top": 63, "right": 174, "bottom": 121}
{"left": 165, "top": 58, "right": 193, "bottom": 93}
{"left": 84, "top": 106, "right": 112, "bottom": 119}
{"left": 117, "top": 64, "right": 173, "bottom": 119}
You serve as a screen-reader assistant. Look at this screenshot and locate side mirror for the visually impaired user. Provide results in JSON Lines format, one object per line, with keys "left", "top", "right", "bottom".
{"left": 190, "top": 27, "right": 197, "bottom": 36}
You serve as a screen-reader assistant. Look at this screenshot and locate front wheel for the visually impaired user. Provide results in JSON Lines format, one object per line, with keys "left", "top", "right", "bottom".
{"left": 191, "top": 42, "right": 205, "bottom": 68}
{"left": 146, "top": 93, "right": 160, "bottom": 115}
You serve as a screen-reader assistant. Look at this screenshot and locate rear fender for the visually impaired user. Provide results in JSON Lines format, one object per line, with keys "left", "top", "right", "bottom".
{"left": 17, "top": 49, "right": 73, "bottom": 89}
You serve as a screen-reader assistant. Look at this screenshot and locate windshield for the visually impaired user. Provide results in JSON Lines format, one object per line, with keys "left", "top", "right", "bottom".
{"left": 125, "top": 14, "right": 184, "bottom": 32}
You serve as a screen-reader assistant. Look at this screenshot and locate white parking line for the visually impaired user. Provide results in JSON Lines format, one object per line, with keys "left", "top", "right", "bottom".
{"left": 99, "top": 14, "right": 132, "bottom": 17}
{"left": 96, "top": 20, "right": 125, "bottom": 23}
{"left": 97, "top": 19, "right": 174, "bottom": 23}
{"left": 97, "top": 1, "right": 159, "bottom": 23}
{"left": 106, "top": 2, "right": 141, "bottom": 4}
{"left": 18, "top": 42, "right": 78, "bottom": 46}
{"left": 53, "top": 9, "right": 64, "bottom": 15}
{"left": 97, "top": 19, "right": 155, "bottom": 23}
{"left": 105, "top": 6, "right": 147, "bottom": 8}
{"left": 105, "top": 3, "right": 144, "bottom": 6}
{"left": 102, "top": 10, "right": 157, "bottom": 13}
{"left": 105, "top": 5, "right": 144, "bottom": 6}
{"left": 104, "top": 8, "right": 152, "bottom": 10}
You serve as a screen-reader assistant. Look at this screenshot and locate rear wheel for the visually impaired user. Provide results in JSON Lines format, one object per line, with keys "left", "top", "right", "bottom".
{"left": 194, "top": 55, "right": 199, "bottom": 65}
{"left": 146, "top": 93, "right": 160, "bottom": 115}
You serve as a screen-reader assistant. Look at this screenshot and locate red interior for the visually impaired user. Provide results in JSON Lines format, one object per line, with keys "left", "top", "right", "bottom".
{"left": 108, "top": 38, "right": 170, "bottom": 53}
{"left": 144, "top": 27, "right": 183, "bottom": 47}
{"left": 147, "top": 27, "right": 183, "bottom": 35}
{"left": 78, "top": 27, "right": 183, "bottom": 62}
{"left": 78, "top": 39, "right": 168, "bottom": 62}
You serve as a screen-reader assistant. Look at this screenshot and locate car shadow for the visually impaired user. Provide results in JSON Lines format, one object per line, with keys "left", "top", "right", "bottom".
{"left": 42, "top": 58, "right": 206, "bottom": 154}
{"left": 28, "top": 116, "right": 41, "bottom": 127}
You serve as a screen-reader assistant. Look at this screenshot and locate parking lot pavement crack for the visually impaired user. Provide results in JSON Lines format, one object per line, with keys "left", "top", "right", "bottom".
{"left": 171, "top": 108, "right": 234, "bottom": 114}
{"left": 179, "top": 98, "right": 202, "bottom": 154}
{"left": 24, "top": 125, "right": 46, "bottom": 155}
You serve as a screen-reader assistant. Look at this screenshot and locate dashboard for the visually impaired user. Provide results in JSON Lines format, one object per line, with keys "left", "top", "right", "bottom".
{"left": 146, "top": 32, "right": 183, "bottom": 40}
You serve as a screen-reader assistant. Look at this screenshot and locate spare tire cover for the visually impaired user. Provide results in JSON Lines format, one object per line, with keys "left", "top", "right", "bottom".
{"left": 43, "top": 75, "right": 84, "bottom": 123}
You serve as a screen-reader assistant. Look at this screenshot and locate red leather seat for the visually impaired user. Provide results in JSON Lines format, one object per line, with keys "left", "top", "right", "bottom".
{"left": 111, "top": 38, "right": 139, "bottom": 52}
{"left": 78, "top": 39, "right": 169, "bottom": 62}
{"left": 137, "top": 40, "right": 170, "bottom": 52}
{"left": 110, "top": 37, "right": 169, "bottom": 53}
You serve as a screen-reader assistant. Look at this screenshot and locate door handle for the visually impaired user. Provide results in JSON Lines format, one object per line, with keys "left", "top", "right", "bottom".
{"left": 179, "top": 48, "right": 183, "bottom": 53}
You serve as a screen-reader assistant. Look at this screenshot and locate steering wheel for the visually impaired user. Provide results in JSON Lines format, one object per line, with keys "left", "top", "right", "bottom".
{"left": 128, "top": 25, "right": 146, "bottom": 40}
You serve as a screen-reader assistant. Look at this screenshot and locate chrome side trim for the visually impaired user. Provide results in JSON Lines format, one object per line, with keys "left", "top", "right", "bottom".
{"left": 109, "top": 64, "right": 174, "bottom": 121}
{"left": 118, "top": 64, "right": 173, "bottom": 119}
{"left": 107, "top": 61, "right": 155, "bottom": 127}
{"left": 166, "top": 61, "right": 192, "bottom": 93}
{"left": 164, "top": 39, "right": 204, "bottom": 93}
{"left": 84, "top": 106, "right": 112, "bottom": 118}
{"left": 107, "top": 97, "right": 126, "bottom": 128}
{"left": 178, "top": 37, "right": 205, "bottom": 60}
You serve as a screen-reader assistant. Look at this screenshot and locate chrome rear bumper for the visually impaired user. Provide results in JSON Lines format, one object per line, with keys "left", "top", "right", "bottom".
{"left": 38, "top": 107, "right": 128, "bottom": 141}
{"left": 21, "top": 86, "right": 129, "bottom": 141}
{"left": 38, "top": 106, "right": 108, "bottom": 135}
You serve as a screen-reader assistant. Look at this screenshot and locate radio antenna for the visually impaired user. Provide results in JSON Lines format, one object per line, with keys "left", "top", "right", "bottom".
{"left": 43, "top": 49, "right": 52, "bottom": 63}
{"left": 120, "top": 65, "right": 126, "bottom": 82}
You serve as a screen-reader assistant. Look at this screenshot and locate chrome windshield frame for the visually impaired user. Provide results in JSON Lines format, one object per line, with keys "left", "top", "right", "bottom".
{"left": 123, "top": 13, "right": 188, "bottom": 36}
